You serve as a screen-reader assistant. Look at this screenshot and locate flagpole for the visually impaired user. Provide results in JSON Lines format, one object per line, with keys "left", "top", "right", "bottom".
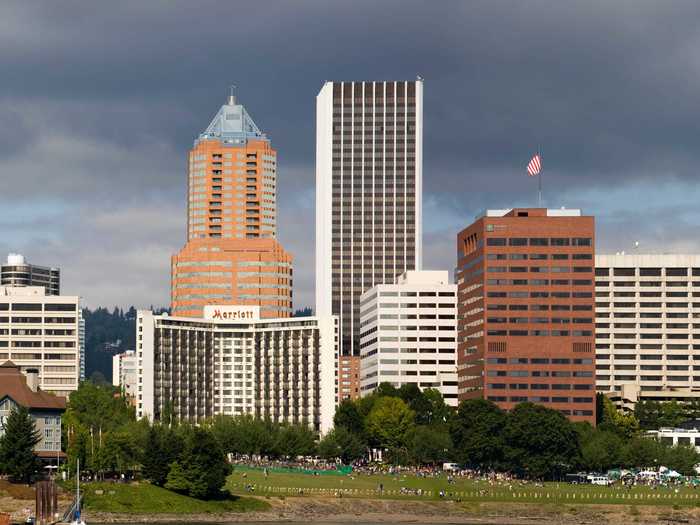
{"left": 538, "top": 158, "right": 542, "bottom": 208}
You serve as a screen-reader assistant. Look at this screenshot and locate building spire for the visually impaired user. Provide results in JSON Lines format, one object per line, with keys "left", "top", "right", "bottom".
{"left": 228, "top": 84, "right": 236, "bottom": 105}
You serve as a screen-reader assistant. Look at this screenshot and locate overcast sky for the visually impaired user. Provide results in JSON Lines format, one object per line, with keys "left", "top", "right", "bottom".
{"left": 2, "top": 1, "right": 700, "bottom": 310}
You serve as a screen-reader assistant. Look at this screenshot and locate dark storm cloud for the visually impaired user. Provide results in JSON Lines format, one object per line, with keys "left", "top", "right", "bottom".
{"left": 1, "top": 0, "right": 700, "bottom": 308}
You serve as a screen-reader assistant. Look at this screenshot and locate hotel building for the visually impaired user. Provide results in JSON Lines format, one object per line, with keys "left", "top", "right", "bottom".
{"left": 0, "top": 286, "right": 81, "bottom": 397}
{"left": 595, "top": 254, "right": 700, "bottom": 410}
{"left": 136, "top": 306, "right": 338, "bottom": 433}
{"left": 315, "top": 80, "right": 423, "bottom": 366}
{"left": 359, "top": 271, "right": 458, "bottom": 405}
{"left": 456, "top": 208, "right": 596, "bottom": 423}
{"left": 1, "top": 254, "right": 60, "bottom": 295}
{"left": 171, "top": 94, "right": 292, "bottom": 318}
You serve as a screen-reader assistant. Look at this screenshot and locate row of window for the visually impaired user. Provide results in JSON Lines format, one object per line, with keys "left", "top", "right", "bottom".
{"left": 0, "top": 303, "right": 75, "bottom": 312}
{"left": 486, "top": 237, "right": 592, "bottom": 247}
{"left": 596, "top": 268, "right": 700, "bottom": 277}
{"left": 485, "top": 291, "right": 593, "bottom": 298}
{"left": 489, "top": 266, "right": 592, "bottom": 273}
{"left": 486, "top": 329, "right": 592, "bottom": 336}
{"left": 487, "top": 371, "right": 593, "bottom": 378}
{"left": 487, "top": 279, "right": 592, "bottom": 286}
{"left": 487, "top": 317, "right": 592, "bottom": 324}
{"left": 486, "top": 396, "right": 593, "bottom": 409}
{"left": 487, "top": 304, "right": 592, "bottom": 311}
{"left": 486, "top": 357, "right": 593, "bottom": 365}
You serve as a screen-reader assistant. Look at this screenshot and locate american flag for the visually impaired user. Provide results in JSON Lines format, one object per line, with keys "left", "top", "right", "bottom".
{"left": 527, "top": 154, "right": 541, "bottom": 176}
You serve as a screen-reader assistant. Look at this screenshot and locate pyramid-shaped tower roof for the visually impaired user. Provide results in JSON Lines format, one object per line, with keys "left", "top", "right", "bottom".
{"left": 196, "top": 94, "right": 268, "bottom": 146}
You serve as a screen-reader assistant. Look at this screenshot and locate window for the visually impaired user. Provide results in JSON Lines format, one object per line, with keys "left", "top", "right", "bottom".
{"left": 486, "top": 238, "right": 506, "bottom": 246}
{"left": 529, "top": 238, "right": 549, "bottom": 246}
{"left": 509, "top": 238, "right": 527, "bottom": 246}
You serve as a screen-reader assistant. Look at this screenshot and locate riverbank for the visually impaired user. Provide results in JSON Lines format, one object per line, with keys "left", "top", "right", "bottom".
{"left": 83, "top": 496, "right": 700, "bottom": 524}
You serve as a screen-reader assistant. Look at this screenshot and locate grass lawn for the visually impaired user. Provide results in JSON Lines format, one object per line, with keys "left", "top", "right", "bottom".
{"left": 228, "top": 466, "right": 700, "bottom": 506}
{"left": 80, "top": 481, "right": 270, "bottom": 514}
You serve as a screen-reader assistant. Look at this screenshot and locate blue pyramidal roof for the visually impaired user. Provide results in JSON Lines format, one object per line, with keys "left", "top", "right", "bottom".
{"left": 196, "top": 96, "right": 267, "bottom": 146}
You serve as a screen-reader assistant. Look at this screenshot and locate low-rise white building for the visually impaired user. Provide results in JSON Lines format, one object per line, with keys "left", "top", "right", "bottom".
{"left": 595, "top": 254, "right": 700, "bottom": 409}
{"left": 136, "top": 306, "right": 338, "bottom": 433}
{"left": 359, "top": 271, "right": 458, "bottom": 405}
{"left": 647, "top": 426, "right": 700, "bottom": 452}
{"left": 112, "top": 350, "right": 137, "bottom": 399}
{"left": 0, "top": 286, "right": 81, "bottom": 397}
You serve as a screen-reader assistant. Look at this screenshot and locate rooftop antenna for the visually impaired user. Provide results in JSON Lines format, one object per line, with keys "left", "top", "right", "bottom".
{"left": 228, "top": 84, "right": 237, "bottom": 105}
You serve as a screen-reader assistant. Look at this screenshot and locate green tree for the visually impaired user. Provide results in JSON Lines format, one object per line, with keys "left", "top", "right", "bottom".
{"left": 165, "top": 461, "right": 189, "bottom": 493}
{"left": 598, "top": 394, "right": 639, "bottom": 438}
{"left": 64, "top": 381, "right": 134, "bottom": 434}
{"left": 273, "top": 424, "right": 317, "bottom": 458}
{"left": 0, "top": 406, "right": 42, "bottom": 483}
{"left": 660, "top": 402, "right": 686, "bottom": 427}
{"left": 450, "top": 399, "right": 506, "bottom": 469}
{"left": 422, "top": 388, "right": 453, "bottom": 427}
{"left": 374, "top": 382, "right": 399, "bottom": 398}
{"left": 634, "top": 400, "right": 663, "bottom": 430}
{"left": 142, "top": 425, "right": 184, "bottom": 486}
{"left": 365, "top": 396, "right": 415, "bottom": 450}
{"left": 165, "top": 427, "right": 230, "bottom": 499}
{"left": 407, "top": 425, "right": 452, "bottom": 465}
{"left": 623, "top": 436, "right": 665, "bottom": 469}
{"left": 398, "top": 384, "right": 431, "bottom": 424}
{"left": 333, "top": 400, "right": 364, "bottom": 436}
{"left": 663, "top": 443, "right": 700, "bottom": 476}
{"left": 318, "top": 427, "right": 366, "bottom": 464}
{"left": 579, "top": 430, "right": 624, "bottom": 472}
{"left": 503, "top": 403, "right": 579, "bottom": 480}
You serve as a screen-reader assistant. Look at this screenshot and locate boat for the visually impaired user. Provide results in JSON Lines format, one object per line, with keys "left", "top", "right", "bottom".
{"left": 69, "top": 459, "right": 86, "bottom": 525}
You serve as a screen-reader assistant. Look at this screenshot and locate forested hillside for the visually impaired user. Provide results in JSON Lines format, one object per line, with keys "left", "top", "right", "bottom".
{"left": 83, "top": 306, "right": 138, "bottom": 382}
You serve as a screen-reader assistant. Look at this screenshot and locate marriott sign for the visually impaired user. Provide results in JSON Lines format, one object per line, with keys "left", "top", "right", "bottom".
{"left": 202, "top": 305, "right": 260, "bottom": 321}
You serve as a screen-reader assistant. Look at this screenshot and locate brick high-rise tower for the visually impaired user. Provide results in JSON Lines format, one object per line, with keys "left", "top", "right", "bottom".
{"left": 171, "top": 94, "right": 293, "bottom": 318}
{"left": 456, "top": 208, "right": 596, "bottom": 423}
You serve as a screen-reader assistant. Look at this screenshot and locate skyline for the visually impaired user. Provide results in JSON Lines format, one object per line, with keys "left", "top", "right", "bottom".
{"left": 2, "top": 1, "right": 700, "bottom": 309}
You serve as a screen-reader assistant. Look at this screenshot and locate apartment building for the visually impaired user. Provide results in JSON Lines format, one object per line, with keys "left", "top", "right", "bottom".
{"left": 112, "top": 350, "right": 137, "bottom": 399}
{"left": 0, "top": 286, "right": 81, "bottom": 397}
{"left": 359, "top": 271, "right": 458, "bottom": 405}
{"left": 316, "top": 80, "right": 423, "bottom": 365}
{"left": 337, "top": 355, "right": 361, "bottom": 400}
{"left": 136, "top": 306, "right": 338, "bottom": 433}
{"left": 1, "top": 254, "right": 60, "bottom": 295}
{"left": 456, "top": 208, "right": 596, "bottom": 423}
{"left": 596, "top": 254, "right": 700, "bottom": 410}
{"left": 0, "top": 362, "right": 66, "bottom": 460}
{"left": 171, "top": 93, "right": 292, "bottom": 318}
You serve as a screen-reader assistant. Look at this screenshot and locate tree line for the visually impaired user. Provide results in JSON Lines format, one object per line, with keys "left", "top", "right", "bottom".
{"left": 322, "top": 383, "right": 700, "bottom": 478}
{"left": 3, "top": 380, "right": 700, "bottom": 493}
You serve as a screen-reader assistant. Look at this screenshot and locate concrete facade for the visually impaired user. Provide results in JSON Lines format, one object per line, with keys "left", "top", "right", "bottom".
{"left": 112, "top": 350, "right": 137, "bottom": 399}
{"left": 1, "top": 254, "right": 60, "bottom": 295}
{"left": 136, "top": 308, "right": 338, "bottom": 434}
{"left": 0, "top": 287, "right": 81, "bottom": 397}
{"left": 596, "top": 254, "right": 700, "bottom": 408}
{"left": 316, "top": 80, "right": 423, "bottom": 358}
{"left": 359, "top": 271, "right": 458, "bottom": 405}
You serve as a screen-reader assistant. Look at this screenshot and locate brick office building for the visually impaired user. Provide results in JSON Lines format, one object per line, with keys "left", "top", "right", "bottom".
{"left": 456, "top": 208, "right": 596, "bottom": 423}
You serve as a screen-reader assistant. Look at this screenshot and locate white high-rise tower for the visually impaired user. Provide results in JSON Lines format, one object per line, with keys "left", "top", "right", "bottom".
{"left": 316, "top": 80, "right": 423, "bottom": 371}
